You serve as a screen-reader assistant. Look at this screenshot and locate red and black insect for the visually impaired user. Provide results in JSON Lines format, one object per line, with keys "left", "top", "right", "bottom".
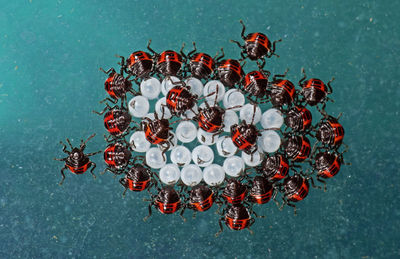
{"left": 249, "top": 176, "right": 275, "bottom": 205}
{"left": 195, "top": 86, "right": 240, "bottom": 141}
{"left": 216, "top": 204, "right": 255, "bottom": 236}
{"left": 54, "top": 134, "right": 101, "bottom": 185}
{"left": 298, "top": 68, "right": 334, "bottom": 113}
{"left": 102, "top": 142, "right": 132, "bottom": 175}
{"left": 120, "top": 50, "right": 154, "bottom": 79}
{"left": 258, "top": 153, "right": 289, "bottom": 182}
{"left": 269, "top": 70, "right": 296, "bottom": 107}
{"left": 230, "top": 105, "right": 261, "bottom": 155}
{"left": 184, "top": 42, "right": 220, "bottom": 80}
{"left": 188, "top": 184, "right": 215, "bottom": 213}
{"left": 166, "top": 81, "right": 198, "bottom": 116}
{"left": 222, "top": 179, "right": 247, "bottom": 205}
{"left": 144, "top": 186, "right": 184, "bottom": 221}
{"left": 230, "top": 20, "right": 281, "bottom": 68}
{"left": 279, "top": 173, "right": 310, "bottom": 215}
{"left": 216, "top": 59, "right": 245, "bottom": 87}
{"left": 99, "top": 67, "right": 135, "bottom": 107}
{"left": 283, "top": 135, "right": 311, "bottom": 162}
{"left": 139, "top": 110, "right": 179, "bottom": 154}
{"left": 147, "top": 40, "right": 184, "bottom": 77}
{"left": 119, "top": 157, "right": 158, "bottom": 195}
{"left": 242, "top": 69, "right": 271, "bottom": 103}
{"left": 315, "top": 114, "right": 345, "bottom": 149}
{"left": 284, "top": 106, "right": 313, "bottom": 132}
{"left": 94, "top": 104, "right": 132, "bottom": 141}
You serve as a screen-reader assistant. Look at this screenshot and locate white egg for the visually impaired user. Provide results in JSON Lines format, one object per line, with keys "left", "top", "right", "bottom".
{"left": 159, "top": 164, "right": 181, "bottom": 185}
{"left": 155, "top": 97, "right": 172, "bottom": 119}
{"left": 145, "top": 147, "right": 166, "bottom": 169}
{"left": 203, "top": 164, "right": 225, "bottom": 186}
{"left": 203, "top": 80, "right": 226, "bottom": 103}
{"left": 176, "top": 121, "right": 197, "bottom": 143}
{"left": 223, "top": 89, "right": 245, "bottom": 111}
{"left": 223, "top": 110, "right": 239, "bottom": 132}
{"left": 216, "top": 136, "right": 237, "bottom": 157}
{"left": 161, "top": 76, "right": 180, "bottom": 96}
{"left": 170, "top": 145, "right": 192, "bottom": 167}
{"left": 185, "top": 77, "right": 203, "bottom": 97}
{"left": 180, "top": 164, "right": 203, "bottom": 186}
{"left": 197, "top": 129, "right": 218, "bottom": 145}
{"left": 223, "top": 156, "right": 245, "bottom": 177}
{"left": 258, "top": 130, "right": 281, "bottom": 153}
{"left": 192, "top": 145, "right": 214, "bottom": 167}
{"left": 261, "top": 108, "right": 284, "bottom": 129}
{"left": 140, "top": 77, "right": 161, "bottom": 100}
{"left": 129, "top": 131, "right": 151, "bottom": 153}
{"left": 242, "top": 151, "right": 263, "bottom": 167}
{"left": 128, "top": 96, "right": 150, "bottom": 118}
{"left": 239, "top": 103, "right": 261, "bottom": 124}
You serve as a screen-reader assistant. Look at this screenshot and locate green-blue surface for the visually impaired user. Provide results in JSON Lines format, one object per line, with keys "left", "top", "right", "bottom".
{"left": 1, "top": 0, "right": 399, "bottom": 258}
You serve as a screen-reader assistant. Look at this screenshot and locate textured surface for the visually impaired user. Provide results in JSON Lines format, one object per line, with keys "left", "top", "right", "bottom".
{"left": 1, "top": 0, "right": 399, "bottom": 258}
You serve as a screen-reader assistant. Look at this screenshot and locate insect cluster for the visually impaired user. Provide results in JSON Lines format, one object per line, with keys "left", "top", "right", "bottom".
{"left": 55, "top": 20, "right": 348, "bottom": 236}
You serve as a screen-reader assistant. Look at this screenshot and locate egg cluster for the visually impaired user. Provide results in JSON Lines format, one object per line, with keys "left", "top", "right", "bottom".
{"left": 55, "top": 20, "right": 347, "bottom": 235}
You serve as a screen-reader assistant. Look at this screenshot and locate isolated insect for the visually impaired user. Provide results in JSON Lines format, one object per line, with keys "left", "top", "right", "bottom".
{"left": 242, "top": 69, "right": 271, "bottom": 103}
{"left": 283, "top": 135, "right": 311, "bottom": 162}
{"left": 120, "top": 50, "right": 154, "bottom": 79}
{"left": 147, "top": 40, "right": 184, "bottom": 77}
{"left": 249, "top": 176, "right": 275, "bottom": 205}
{"left": 258, "top": 153, "right": 289, "bottom": 182}
{"left": 222, "top": 179, "right": 247, "bottom": 205}
{"left": 144, "top": 186, "right": 184, "bottom": 221}
{"left": 298, "top": 68, "right": 334, "bottom": 114}
{"left": 102, "top": 141, "right": 132, "bottom": 175}
{"left": 315, "top": 114, "right": 345, "bottom": 149}
{"left": 269, "top": 69, "right": 296, "bottom": 107}
{"left": 54, "top": 134, "right": 101, "bottom": 185}
{"left": 230, "top": 20, "right": 281, "bottom": 68}
{"left": 216, "top": 59, "right": 245, "bottom": 87}
{"left": 284, "top": 106, "right": 313, "bottom": 132}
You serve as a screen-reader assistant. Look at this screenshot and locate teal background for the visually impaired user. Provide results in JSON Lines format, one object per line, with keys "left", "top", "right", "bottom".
{"left": 1, "top": 0, "right": 399, "bottom": 258}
